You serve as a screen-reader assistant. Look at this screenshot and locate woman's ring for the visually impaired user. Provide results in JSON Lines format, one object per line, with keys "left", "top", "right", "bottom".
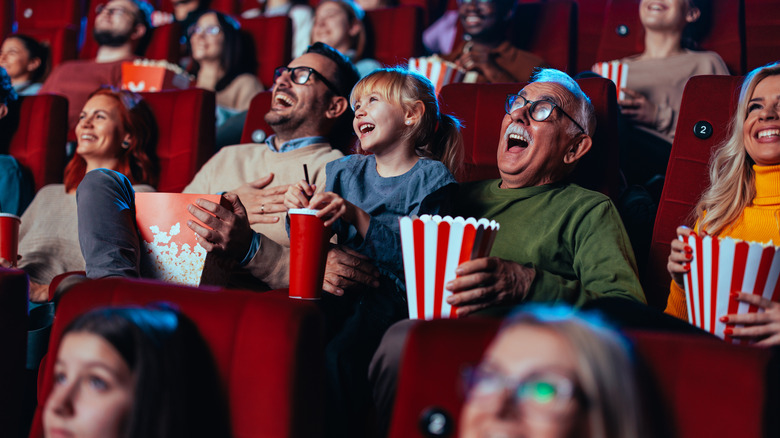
{"left": 260, "top": 204, "right": 265, "bottom": 214}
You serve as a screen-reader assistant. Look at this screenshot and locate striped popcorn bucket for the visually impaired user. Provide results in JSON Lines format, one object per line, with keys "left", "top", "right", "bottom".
{"left": 400, "top": 215, "right": 500, "bottom": 320}
{"left": 408, "top": 57, "right": 466, "bottom": 93}
{"left": 682, "top": 232, "right": 780, "bottom": 344}
{"left": 594, "top": 61, "right": 629, "bottom": 101}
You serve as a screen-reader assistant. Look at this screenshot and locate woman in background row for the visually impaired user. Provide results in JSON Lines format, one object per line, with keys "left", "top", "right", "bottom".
{"left": 0, "top": 88, "right": 158, "bottom": 302}
{"left": 311, "top": 0, "right": 381, "bottom": 78}
{"left": 667, "top": 62, "right": 780, "bottom": 345}
{"left": 43, "top": 305, "right": 231, "bottom": 438}
{"left": 0, "top": 33, "right": 49, "bottom": 96}
{"left": 461, "top": 305, "right": 647, "bottom": 438}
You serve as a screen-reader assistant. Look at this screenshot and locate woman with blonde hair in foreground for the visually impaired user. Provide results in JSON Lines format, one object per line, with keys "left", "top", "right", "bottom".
{"left": 460, "top": 305, "right": 646, "bottom": 438}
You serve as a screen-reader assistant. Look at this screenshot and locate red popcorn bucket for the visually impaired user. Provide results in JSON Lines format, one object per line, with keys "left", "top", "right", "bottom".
{"left": 408, "top": 56, "right": 466, "bottom": 93}
{"left": 122, "top": 60, "right": 192, "bottom": 93}
{"left": 0, "top": 213, "right": 21, "bottom": 267}
{"left": 594, "top": 61, "right": 629, "bottom": 101}
{"left": 400, "top": 215, "right": 500, "bottom": 320}
{"left": 682, "top": 232, "right": 780, "bottom": 344}
{"left": 135, "top": 193, "right": 231, "bottom": 286}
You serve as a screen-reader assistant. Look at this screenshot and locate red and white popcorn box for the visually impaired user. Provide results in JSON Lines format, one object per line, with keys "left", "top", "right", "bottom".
{"left": 594, "top": 61, "right": 629, "bottom": 100}
{"left": 122, "top": 59, "right": 192, "bottom": 93}
{"left": 682, "top": 232, "right": 780, "bottom": 344}
{"left": 135, "top": 193, "right": 231, "bottom": 287}
{"left": 408, "top": 56, "right": 466, "bottom": 93}
{"left": 400, "top": 215, "right": 500, "bottom": 320}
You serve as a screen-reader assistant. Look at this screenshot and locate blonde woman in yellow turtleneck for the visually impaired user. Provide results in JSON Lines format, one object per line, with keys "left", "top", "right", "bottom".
{"left": 666, "top": 61, "right": 780, "bottom": 345}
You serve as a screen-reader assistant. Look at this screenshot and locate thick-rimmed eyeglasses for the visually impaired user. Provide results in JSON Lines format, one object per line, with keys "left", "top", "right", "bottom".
{"left": 463, "top": 366, "right": 584, "bottom": 417}
{"left": 188, "top": 25, "right": 222, "bottom": 37}
{"left": 273, "top": 66, "right": 343, "bottom": 96}
{"left": 505, "top": 94, "right": 586, "bottom": 134}
{"left": 95, "top": 4, "right": 134, "bottom": 20}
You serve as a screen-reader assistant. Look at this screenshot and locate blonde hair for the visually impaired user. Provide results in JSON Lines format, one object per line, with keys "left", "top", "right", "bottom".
{"left": 499, "top": 306, "right": 646, "bottom": 438}
{"left": 350, "top": 67, "right": 464, "bottom": 176}
{"left": 696, "top": 62, "right": 780, "bottom": 235}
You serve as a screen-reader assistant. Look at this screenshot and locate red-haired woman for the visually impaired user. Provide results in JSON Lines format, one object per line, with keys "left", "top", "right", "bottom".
{"left": 0, "top": 87, "right": 158, "bottom": 302}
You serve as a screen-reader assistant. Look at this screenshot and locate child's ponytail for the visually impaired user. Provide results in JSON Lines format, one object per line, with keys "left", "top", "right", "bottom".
{"left": 429, "top": 113, "right": 464, "bottom": 179}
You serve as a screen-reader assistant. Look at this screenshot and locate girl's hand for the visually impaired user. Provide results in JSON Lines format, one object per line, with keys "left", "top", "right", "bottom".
{"left": 721, "top": 293, "right": 780, "bottom": 346}
{"left": 284, "top": 180, "right": 315, "bottom": 210}
{"left": 667, "top": 226, "right": 693, "bottom": 287}
{"left": 309, "top": 191, "right": 351, "bottom": 227}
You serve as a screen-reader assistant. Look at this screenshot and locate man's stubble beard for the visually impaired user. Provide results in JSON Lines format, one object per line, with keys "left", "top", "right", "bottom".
{"left": 93, "top": 28, "right": 132, "bottom": 48}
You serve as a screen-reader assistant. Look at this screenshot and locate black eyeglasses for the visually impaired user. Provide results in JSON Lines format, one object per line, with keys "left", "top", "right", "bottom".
{"left": 505, "top": 94, "right": 586, "bottom": 134}
{"left": 273, "top": 66, "right": 343, "bottom": 96}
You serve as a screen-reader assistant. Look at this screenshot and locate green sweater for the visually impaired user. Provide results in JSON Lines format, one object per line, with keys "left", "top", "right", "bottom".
{"left": 456, "top": 180, "right": 646, "bottom": 309}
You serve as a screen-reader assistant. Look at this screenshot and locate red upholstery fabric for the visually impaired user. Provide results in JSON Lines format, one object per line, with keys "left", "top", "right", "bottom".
{"left": 7, "top": 94, "right": 69, "bottom": 191}
{"left": 596, "top": 0, "right": 745, "bottom": 75}
{"left": 14, "top": 0, "right": 82, "bottom": 31}
{"left": 139, "top": 88, "right": 216, "bottom": 192}
{"left": 240, "top": 90, "right": 273, "bottom": 144}
{"left": 18, "top": 26, "right": 79, "bottom": 69}
{"left": 575, "top": 0, "right": 609, "bottom": 73}
{"left": 509, "top": 0, "right": 577, "bottom": 75}
{"left": 0, "top": 268, "right": 29, "bottom": 438}
{"left": 644, "top": 75, "right": 742, "bottom": 309}
{"left": 160, "top": 0, "right": 239, "bottom": 15}
{"left": 29, "top": 278, "right": 325, "bottom": 438}
{"left": 238, "top": 15, "right": 293, "bottom": 89}
{"left": 389, "top": 318, "right": 778, "bottom": 438}
{"left": 439, "top": 77, "right": 621, "bottom": 200}
{"left": 1, "top": 1, "right": 14, "bottom": 40}
{"left": 744, "top": 0, "right": 780, "bottom": 71}
{"left": 365, "top": 6, "right": 425, "bottom": 67}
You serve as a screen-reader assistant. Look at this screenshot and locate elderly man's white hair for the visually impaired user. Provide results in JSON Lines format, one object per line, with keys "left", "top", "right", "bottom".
{"left": 531, "top": 68, "right": 597, "bottom": 137}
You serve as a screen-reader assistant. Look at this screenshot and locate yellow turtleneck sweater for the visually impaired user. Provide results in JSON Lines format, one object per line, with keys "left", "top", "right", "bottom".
{"left": 665, "top": 164, "right": 780, "bottom": 319}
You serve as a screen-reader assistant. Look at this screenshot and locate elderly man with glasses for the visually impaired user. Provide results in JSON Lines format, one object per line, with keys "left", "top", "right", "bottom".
{"left": 40, "top": 0, "right": 153, "bottom": 131}
{"left": 368, "top": 68, "right": 646, "bottom": 438}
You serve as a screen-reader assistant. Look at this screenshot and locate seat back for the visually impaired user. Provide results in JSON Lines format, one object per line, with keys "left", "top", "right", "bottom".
{"left": 238, "top": 15, "right": 293, "bottom": 88}
{"left": 139, "top": 88, "right": 216, "bottom": 192}
{"left": 7, "top": 94, "right": 69, "bottom": 190}
{"left": 0, "top": 268, "right": 29, "bottom": 438}
{"left": 29, "top": 278, "right": 325, "bottom": 438}
{"left": 365, "top": 6, "right": 425, "bottom": 67}
{"left": 160, "top": 0, "right": 239, "bottom": 15}
{"left": 574, "top": 0, "right": 609, "bottom": 73}
{"left": 508, "top": 0, "right": 577, "bottom": 75}
{"left": 439, "top": 77, "right": 621, "bottom": 200}
{"left": 1, "top": 1, "right": 14, "bottom": 41}
{"left": 389, "top": 318, "right": 779, "bottom": 438}
{"left": 240, "top": 90, "right": 273, "bottom": 144}
{"left": 15, "top": 0, "right": 82, "bottom": 31}
{"left": 644, "top": 75, "right": 742, "bottom": 309}
{"left": 596, "top": 0, "right": 745, "bottom": 75}
{"left": 18, "top": 26, "right": 79, "bottom": 70}
{"left": 744, "top": 0, "right": 780, "bottom": 71}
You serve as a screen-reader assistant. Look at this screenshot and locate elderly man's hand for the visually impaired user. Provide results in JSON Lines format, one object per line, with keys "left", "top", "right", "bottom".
{"left": 187, "top": 193, "right": 254, "bottom": 262}
{"left": 322, "top": 245, "right": 380, "bottom": 296}
{"left": 230, "top": 173, "right": 290, "bottom": 225}
{"left": 445, "top": 257, "right": 535, "bottom": 316}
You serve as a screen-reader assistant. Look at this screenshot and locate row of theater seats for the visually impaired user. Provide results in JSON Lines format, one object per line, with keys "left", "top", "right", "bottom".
{"left": 2, "top": 0, "right": 778, "bottom": 80}
{"left": 5, "top": 74, "right": 755, "bottom": 310}
{"left": 1, "top": 270, "right": 778, "bottom": 438}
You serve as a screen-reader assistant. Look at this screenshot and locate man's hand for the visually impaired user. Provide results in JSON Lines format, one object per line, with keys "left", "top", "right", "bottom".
{"left": 445, "top": 257, "right": 535, "bottom": 316}
{"left": 322, "top": 245, "right": 380, "bottom": 296}
{"left": 187, "top": 193, "right": 254, "bottom": 262}
{"left": 230, "top": 173, "right": 291, "bottom": 225}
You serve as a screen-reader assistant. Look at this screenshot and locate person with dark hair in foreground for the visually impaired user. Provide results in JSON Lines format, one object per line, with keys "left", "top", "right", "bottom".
{"left": 42, "top": 305, "right": 231, "bottom": 438}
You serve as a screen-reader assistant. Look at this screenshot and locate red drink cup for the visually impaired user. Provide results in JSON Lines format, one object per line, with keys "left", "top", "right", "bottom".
{"left": 0, "top": 213, "right": 21, "bottom": 267}
{"left": 289, "top": 208, "right": 329, "bottom": 300}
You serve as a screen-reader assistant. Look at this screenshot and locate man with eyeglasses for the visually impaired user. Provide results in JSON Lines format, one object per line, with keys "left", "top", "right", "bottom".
{"left": 368, "top": 69, "right": 645, "bottom": 438}
{"left": 40, "top": 0, "right": 153, "bottom": 131}
{"left": 440, "top": 0, "right": 545, "bottom": 83}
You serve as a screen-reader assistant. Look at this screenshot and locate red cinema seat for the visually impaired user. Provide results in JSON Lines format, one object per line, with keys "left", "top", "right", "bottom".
{"left": 29, "top": 278, "right": 325, "bottom": 438}
{"left": 389, "top": 318, "right": 779, "bottom": 438}
{"left": 240, "top": 90, "right": 273, "bottom": 144}
{"left": 1, "top": 1, "right": 13, "bottom": 40}
{"left": 595, "top": 0, "right": 745, "bottom": 75}
{"left": 238, "top": 15, "right": 293, "bottom": 89}
{"left": 744, "top": 0, "right": 780, "bottom": 71}
{"left": 439, "top": 77, "right": 622, "bottom": 201}
{"left": 508, "top": 0, "right": 577, "bottom": 75}
{"left": 644, "top": 75, "right": 742, "bottom": 310}
{"left": 0, "top": 268, "right": 29, "bottom": 438}
{"left": 7, "top": 94, "right": 69, "bottom": 191}
{"left": 160, "top": 0, "right": 239, "bottom": 15}
{"left": 365, "top": 6, "right": 425, "bottom": 67}
{"left": 14, "top": 0, "right": 82, "bottom": 31}
{"left": 574, "top": 0, "right": 609, "bottom": 73}
{"left": 19, "top": 26, "right": 79, "bottom": 70}
{"left": 398, "top": 0, "right": 450, "bottom": 27}
{"left": 139, "top": 88, "right": 216, "bottom": 192}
